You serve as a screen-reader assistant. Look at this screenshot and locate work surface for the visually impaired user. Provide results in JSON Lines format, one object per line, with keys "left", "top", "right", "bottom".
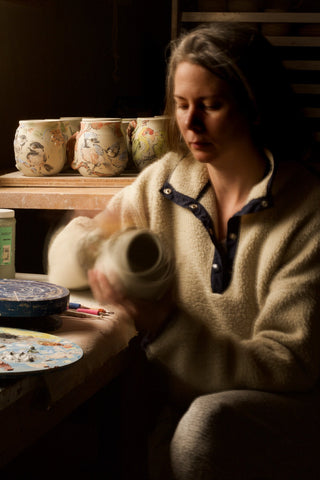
{"left": 0, "top": 273, "right": 136, "bottom": 467}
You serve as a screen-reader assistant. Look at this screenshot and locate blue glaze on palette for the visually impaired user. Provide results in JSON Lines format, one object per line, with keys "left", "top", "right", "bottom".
{"left": 0, "top": 279, "right": 69, "bottom": 317}
{"left": 0, "top": 327, "right": 83, "bottom": 375}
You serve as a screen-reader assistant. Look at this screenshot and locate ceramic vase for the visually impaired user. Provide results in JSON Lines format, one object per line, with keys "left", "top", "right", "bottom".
{"left": 95, "top": 228, "right": 175, "bottom": 300}
{"left": 14, "top": 119, "right": 66, "bottom": 176}
{"left": 131, "top": 116, "right": 168, "bottom": 171}
{"left": 121, "top": 118, "right": 136, "bottom": 170}
{"left": 72, "top": 119, "right": 128, "bottom": 177}
{"left": 60, "top": 117, "right": 82, "bottom": 170}
{"left": 60, "top": 117, "right": 82, "bottom": 138}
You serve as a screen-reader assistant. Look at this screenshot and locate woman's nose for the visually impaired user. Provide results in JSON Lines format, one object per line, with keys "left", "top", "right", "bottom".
{"left": 185, "top": 108, "right": 203, "bottom": 131}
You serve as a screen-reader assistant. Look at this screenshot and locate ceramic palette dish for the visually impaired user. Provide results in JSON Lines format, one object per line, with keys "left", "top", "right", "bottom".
{"left": 0, "top": 327, "right": 83, "bottom": 375}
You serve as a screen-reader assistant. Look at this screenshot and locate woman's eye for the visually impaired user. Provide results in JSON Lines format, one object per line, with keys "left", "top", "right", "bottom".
{"left": 204, "top": 102, "right": 222, "bottom": 110}
{"left": 176, "top": 103, "right": 188, "bottom": 110}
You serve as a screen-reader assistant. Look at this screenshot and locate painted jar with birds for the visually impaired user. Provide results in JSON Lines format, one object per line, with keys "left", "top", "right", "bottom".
{"left": 72, "top": 119, "right": 128, "bottom": 177}
{"left": 14, "top": 119, "right": 66, "bottom": 176}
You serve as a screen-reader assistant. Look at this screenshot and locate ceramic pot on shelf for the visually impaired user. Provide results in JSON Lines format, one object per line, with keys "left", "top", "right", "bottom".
{"left": 121, "top": 118, "right": 136, "bottom": 170}
{"left": 60, "top": 117, "right": 82, "bottom": 170}
{"left": 72, "top": 119, "right": 128, "bottom": 177}
{"left": 131, "top": 116, "right": 168, "bottom": 171}
{"left": 60, "top": 117, "right": 82, "bottom": 138}
{"left": 14, "top": 119, "right": 66, "bottom": 177}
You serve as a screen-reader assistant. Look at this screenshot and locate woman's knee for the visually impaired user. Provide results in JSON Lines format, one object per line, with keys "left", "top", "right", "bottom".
{"left": 170, "top": 392, "right": 238, "bottom": 479}
{"left": 169, "top": 389, "right": 320, "bottom": 479}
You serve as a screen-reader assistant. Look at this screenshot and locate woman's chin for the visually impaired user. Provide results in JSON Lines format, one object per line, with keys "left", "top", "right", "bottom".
{"left": 191, "top": 150, "right": 216, "bottom": 164}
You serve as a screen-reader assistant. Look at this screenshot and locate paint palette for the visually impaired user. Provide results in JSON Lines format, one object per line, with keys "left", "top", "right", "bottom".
{"left": 0, "top": 279, "right": 69, "bottom": 317}
{"left": 0, "top": 327, "right": 83, "bottom": 375}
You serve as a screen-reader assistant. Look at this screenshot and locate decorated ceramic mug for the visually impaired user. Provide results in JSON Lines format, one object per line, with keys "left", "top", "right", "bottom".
{"left": 131, "top": 116, "right": 168, "bottom": 171}
{"left": 14, "top": 119, "right": 66, "bottom": 176}
{"left": 72, "top": 119, "right": 128, "bottom": 176}
{"left": 121, "top": 118, "right": 136, "bottom": 169}
{"left": 60, "top": 117, "right": 82, "bottom": 137}
{"left": 60, "top": 117, "right": 82, "bottom": 169}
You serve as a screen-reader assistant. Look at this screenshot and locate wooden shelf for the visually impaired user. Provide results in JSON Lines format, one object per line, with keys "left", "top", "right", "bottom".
{"left": 0, "top": 170, "right": 137, "bottom": 188}
{"left": 0, "top": 171, "right": 137, "bottom": 211}
{"left": 268, "top": 36, "right": 320, "bottom": 47}
{"left": 181, "top": 12, "right": 320, "bottom": 24}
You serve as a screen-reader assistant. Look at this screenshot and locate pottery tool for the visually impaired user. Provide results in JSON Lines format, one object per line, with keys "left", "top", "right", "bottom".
{"left": 0, "top": 279, "right": 69, "bottom": 331}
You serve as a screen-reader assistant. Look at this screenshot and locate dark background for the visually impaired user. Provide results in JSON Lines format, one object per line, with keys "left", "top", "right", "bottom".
{"left": 0, "top": 0, "right": 172, "bottom": 272}
{"left": 0, "top": 3, "right": 171, "bottom": 475}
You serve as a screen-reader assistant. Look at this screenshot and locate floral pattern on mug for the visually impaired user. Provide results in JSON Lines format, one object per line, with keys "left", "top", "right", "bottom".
{"left": 131, "top": 117, "right": 168, "bottom": 171}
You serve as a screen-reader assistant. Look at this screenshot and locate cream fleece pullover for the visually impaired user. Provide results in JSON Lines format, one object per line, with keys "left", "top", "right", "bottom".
{"left": 48, "top": 151, "right": 320, "bottom": 405}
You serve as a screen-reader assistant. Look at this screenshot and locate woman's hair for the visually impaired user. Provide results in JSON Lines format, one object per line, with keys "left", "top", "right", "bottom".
{"left": 164, "top": 22, "right": 312, "bottom": 163}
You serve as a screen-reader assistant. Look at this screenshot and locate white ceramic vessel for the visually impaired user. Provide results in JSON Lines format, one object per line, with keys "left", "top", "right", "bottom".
{"left": 14, "top": 119, "right": 66, "bottom": 176}
{"left": 60, "top": 117, "right": 82, "bottom": 138}
{"left": 95, "top": 228, "right": 175, "bottom": 300}
{"left": 60, "top": 117, "right": 82, "bottom": 169}
{"left": 121, "top": 118, "right": 136, "bottom": 168}
{"left": 131, "top": 116, "right": 168, "bottom": 171}
{"left": 72, "top": 119, "right": 128, "bottom": 177}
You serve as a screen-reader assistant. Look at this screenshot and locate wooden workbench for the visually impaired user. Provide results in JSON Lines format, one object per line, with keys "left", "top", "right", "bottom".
{"left": 0, "top": 273, "right": 137, "bottom": 470}
{"left": 0, "top": 171, "right": 137, "bottom": 210}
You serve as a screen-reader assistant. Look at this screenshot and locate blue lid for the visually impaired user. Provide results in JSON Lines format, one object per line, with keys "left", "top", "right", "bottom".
{"left": 0, "top": 279, "right": 69, "bottom": 317}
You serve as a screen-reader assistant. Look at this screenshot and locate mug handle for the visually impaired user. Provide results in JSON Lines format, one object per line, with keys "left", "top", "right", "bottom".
{"left": 66, "top": 131, "right": 78, "bottom": 168}
{"left": 127, "top": 120, "right": 137, "bottom": 145}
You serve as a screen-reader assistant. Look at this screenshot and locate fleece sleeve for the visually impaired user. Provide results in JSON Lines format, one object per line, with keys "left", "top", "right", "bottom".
{"left": 47, "top": 157, "right": 169, "bottom": 289}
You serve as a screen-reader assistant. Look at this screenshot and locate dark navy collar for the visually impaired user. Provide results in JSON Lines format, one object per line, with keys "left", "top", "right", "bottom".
{"left": 159, "top": 151, "right": 276, "bottom": 293}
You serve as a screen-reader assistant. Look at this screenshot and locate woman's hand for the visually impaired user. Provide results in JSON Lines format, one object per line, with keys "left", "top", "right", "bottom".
{"left": 87, "top": 268, "right": 175, "bottom": 339}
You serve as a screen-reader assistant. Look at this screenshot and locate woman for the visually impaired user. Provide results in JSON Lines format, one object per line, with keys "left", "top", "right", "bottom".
{"left": 48, "top": 23, "right": 320, "bottom": 479}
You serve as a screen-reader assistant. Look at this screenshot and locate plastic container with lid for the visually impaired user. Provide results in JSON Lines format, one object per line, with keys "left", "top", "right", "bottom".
{"left": 0, "top": 209, "right": 16, "bottom": 279}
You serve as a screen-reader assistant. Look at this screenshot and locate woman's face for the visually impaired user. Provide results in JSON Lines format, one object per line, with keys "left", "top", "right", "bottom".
{"left": 174, "top": 61, "right": 253, "bottom": 165}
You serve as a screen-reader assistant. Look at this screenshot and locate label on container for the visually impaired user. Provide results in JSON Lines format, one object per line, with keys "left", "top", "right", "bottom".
{"left": 0, "top": 226, "right": 12, "bottom": 265}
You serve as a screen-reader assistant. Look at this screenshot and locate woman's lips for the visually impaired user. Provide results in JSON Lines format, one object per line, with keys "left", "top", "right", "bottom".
{"left": 190, "top": 141, "right": 211, "bottom": 149}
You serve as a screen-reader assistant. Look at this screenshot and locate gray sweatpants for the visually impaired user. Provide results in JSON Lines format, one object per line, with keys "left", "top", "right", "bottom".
{"left": 148, "top": 388, "right": 320, "bottom": 480}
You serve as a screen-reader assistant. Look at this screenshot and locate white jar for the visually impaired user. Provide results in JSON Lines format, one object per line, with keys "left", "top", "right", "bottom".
{"left": 94, "top": 228, "right": 175, "bottom": 300}
{"left": 0, "top": 209, "right": 16, "bottom": 279}
{"left": 14, "top": 119, "right": 66, "bottom": 176}
{"left": 131, "top": 116, "right": 168, "bottom": 171}
{"left": 72, "top": 119, "right": 128, "bottom": 176}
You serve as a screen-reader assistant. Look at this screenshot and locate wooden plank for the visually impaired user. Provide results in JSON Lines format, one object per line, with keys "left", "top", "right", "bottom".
{"left": 0, "top": 187, "right": 123, "bottom": 210}
{"left": 303, "top": 107, "right": 320, "bottom": 118}
{"left": 171, "top": 0, "right": 180, "bottom": 39}
{"left": 181, "top": 12, "right": 320, "bottom": 23}
{"left": 283, "top": 60, "right": 320, "bottom": 70}
{"left": 0, "top": 171, "right": 137, "bottom": 188}
{"left": 292, "top": 84, "right": 320, "bottom": 94}
{"left": 268, "top": 36, "right": 320, "bottom": 47}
